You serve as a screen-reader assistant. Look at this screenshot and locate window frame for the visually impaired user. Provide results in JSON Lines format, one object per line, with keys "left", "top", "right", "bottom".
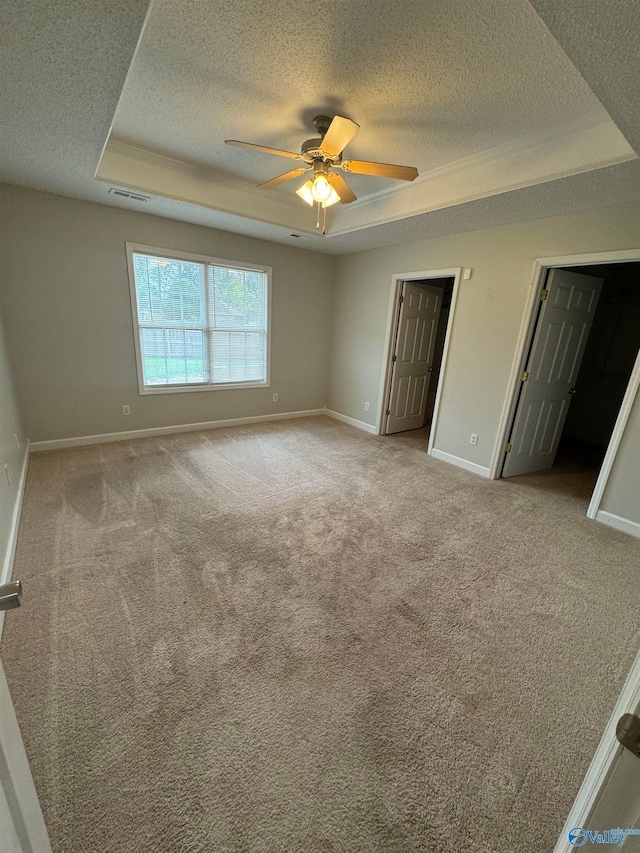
{"left": 126, "top": 242, "right": 272, "bottom": 395}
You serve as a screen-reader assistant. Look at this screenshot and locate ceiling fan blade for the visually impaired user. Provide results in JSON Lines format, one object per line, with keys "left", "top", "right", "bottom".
{"left": 328, "top": 172, "right": 357, "bottom": 204}
{"left": 226, "top": 140, "right": 306, "bottom": 161}
{"left": 320, "top": 116, "right": 360, "bottom": 157}
{"left": 344, "top": 160, "right": 418, "bottom": 181}
{"left": 256, "top": 168, "right": 309, "bottom": 190}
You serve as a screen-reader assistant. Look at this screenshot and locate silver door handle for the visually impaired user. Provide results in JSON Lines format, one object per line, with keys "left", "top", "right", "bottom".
{"left": 568, "top": 388, "right": 577, "bottom": 394}
{"left": 0, "top": 581, "right": 22, "bottom": 611}
{"left": 427, "top": 366, "right": 433, "bottom": 372}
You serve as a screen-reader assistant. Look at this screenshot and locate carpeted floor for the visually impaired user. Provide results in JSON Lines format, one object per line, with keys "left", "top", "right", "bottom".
{"left": 2, "top": 416, "right": 639, "bottom": 852}
{"left": 383, "top": 425, "right": 432, "bottom": 452}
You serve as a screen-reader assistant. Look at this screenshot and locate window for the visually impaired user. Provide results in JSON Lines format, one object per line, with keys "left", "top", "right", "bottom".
{"left": 127, "top": 244, "right": 270, "bottom": 394}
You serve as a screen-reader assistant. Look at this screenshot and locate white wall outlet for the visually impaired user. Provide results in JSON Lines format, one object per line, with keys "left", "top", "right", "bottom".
{"left": 4, "top": 464, "right": 10, "bottom": 487}
{"left": 122, "top": 405, "right": 130, "bottom": 415}
{"left": 463, "top": 268, "right": 473, "bottom": 280}
{"left": 364, "top": 402, "right": 370, "bottom": 412}
{"left": 272, "top": 393, "right": 278, "bottom": 402}
{"left": 470, "top": 434, "right": 478, "bottom": 445}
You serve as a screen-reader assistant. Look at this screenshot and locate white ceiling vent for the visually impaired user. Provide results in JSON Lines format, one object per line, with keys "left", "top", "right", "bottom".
{"left": 108, "top": 187, "right": 150, "bottom": 202}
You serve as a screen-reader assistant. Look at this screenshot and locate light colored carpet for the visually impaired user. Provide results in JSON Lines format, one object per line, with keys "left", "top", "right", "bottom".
{"left": 383, "top": 426, "right": 431, "bottom": 453}
{"left": 2, "top": 416, "right": 639, "bottom": 853}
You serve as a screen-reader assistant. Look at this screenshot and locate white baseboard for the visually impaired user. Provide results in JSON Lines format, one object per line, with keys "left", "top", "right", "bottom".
{"left": 429, "top": 447, "right": 491, "bottom": 478}
{"left": 0, "top": 440, "right": 30, "bottom": 639}
{"left": 324, "top": 409, "right": 377, "bottom": 434}
{"left": 28, "top": 409, "right": 326, "bottom": 452}
{"left": 595, "top": 510, "right": 640, "bottom": 539}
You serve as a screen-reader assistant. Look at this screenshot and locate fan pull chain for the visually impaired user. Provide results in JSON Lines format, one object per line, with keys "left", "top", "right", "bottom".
{"left": 322, "top": 203, "right": 327, "bottom": 236}
{"left": 316, "top": 202, "right": 320, "bottom": 231}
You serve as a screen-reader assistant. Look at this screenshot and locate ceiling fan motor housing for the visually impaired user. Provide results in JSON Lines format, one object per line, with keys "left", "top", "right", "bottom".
{"left": 301, "top": 115, "right": 342, "bottom": 161}
{"left": 301, "top": 137, "right": 325, "bottom": 159}
{"left": 312, "top": 115, "right": 333, "bottom": 136}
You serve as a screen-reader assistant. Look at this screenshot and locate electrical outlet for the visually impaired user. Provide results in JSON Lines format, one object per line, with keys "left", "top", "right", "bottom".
{"left": 470, "top": 434, "right": 478, "bottom": 446}
{"left": 272, "top": 393, "right": 278, "bottom": 402}
{"left": 364, "top": 402, "right": 370, "bottom": 412}
{"left": 4, "top": 464, "right": 10, "bottom": 487}
{"left": 122, "top": 405, "right": 130, "bottom": 415}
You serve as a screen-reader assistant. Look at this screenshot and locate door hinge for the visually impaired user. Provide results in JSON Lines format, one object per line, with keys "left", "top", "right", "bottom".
{"left": 505, "top": 443, "right": 512, "bottom": 453}
{"left": 616, "top": 713, "right": 640, "bottom": 758}
{"left": 521, "top": 371, "right": 529, "bottom": 382}
{"left": 399, "top": 296, "right": 404, "bottom": 304}
{"left": 540, "top": 289, "right": 549, "bottom": 301}
{"left": 385, "top": 408, "right": 390, "bottom": 416}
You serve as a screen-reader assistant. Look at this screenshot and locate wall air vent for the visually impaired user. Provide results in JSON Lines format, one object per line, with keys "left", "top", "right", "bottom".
{"left": 108, "top": 187, "right": 150, "bottom": 202}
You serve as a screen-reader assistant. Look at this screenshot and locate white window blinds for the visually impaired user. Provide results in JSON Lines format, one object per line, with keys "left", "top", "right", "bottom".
{"left": 130, "top": 249, "right": 269, "bottom": 391}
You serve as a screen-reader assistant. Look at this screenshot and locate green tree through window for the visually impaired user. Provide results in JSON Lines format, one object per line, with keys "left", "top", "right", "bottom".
{"left": 131, "top": 249, "right": 268, "bottom": 389}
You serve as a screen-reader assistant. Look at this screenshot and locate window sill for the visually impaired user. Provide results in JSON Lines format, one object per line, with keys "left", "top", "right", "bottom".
{"left": 138, "top": 381, "right": 270, "bottom": 396}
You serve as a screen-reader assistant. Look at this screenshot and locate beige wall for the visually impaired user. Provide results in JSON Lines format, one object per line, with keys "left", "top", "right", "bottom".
{"left": 328, "top": 201, "right": 640, "bottom": 477}
{"left": 1, "top": 182, "right": 638, "bottom": 530}
{"left": 0, "top": 185, "right": 335, "bottom": 442}
{"left": 0, "top": 251, "right": 26, "bottom": 579}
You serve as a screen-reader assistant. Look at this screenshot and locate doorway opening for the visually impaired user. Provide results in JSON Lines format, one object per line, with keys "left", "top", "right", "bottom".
{"left": 499, "top": 259, "right": 640, "bottom": 510}
{"left": 379, "top": 275, "right": 456, "bottom": 452}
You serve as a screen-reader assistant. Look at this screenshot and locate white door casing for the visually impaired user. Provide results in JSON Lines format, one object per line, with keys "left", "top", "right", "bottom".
{"left": 386, "top": 282, "right": 442, "bottom": 434}
{"left": 0, "top": 656, "right": 51, "bottom": 853}
{"left": 0, "top": 620, "right": 52, "bottom": 853}
{"left": 503, "top": 268, "right": 603, "bottom": 477}
{"left": 556, "top": 649, "right": 640, "bottom": 852}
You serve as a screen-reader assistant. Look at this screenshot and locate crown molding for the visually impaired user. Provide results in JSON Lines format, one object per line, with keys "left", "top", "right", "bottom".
{"left": 96, "top": 112, "right": 635, "bottom": 239}
{"left": 350, "top": 111, "right": 625, "bottom": 208}
{"left": 95, "top": 138, "right": 322, "bottom": 237}
{"left": 328, "top": 114, "right": 635, "bottom": 234}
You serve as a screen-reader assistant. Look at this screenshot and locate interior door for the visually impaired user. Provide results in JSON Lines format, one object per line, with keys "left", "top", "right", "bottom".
{"left": 585, "top": 707, "right": 640, "bottom": 845}
{"left": 503, "top": 268, "right": 603, "bottom": 477}
{"left": 0, "top": 610, "right": 52, "bottom": 853}
{"left": 556, "top": 665, "right": 640, "bottom": 852}
{"left": 386, "top": 281, "right": 442, "bottom": 434}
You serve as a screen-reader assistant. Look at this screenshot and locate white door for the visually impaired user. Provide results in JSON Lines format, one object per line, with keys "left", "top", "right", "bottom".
{"left": 503, "top": 268, "right": 603, "bottom": 477}
{"left": 386, "top": 281, "right": 442, "bottom": 434}
{"left": 0, "top": 614, "right": 52, "bottom": 853}
{"left": 556, "top": 656, "right": 640, "bottom": 852}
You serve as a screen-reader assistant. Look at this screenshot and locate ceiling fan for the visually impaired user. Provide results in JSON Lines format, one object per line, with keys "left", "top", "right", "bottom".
{"left": 225, "top": 115, "right": 418, "bottom": 214}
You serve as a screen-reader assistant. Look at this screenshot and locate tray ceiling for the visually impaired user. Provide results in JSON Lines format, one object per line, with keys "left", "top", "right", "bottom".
{"left": 3, "top": 0, "right": 640, "bottom": 254}
{"left": 98, "top": 0, "right": 634, "bottom": 239}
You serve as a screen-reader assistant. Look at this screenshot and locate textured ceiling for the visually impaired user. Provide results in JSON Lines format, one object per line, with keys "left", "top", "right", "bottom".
{"left": 111, "top": 0, "right": 609, "bottom": 200}
{"left": 325, "top": 159, "right": 640, "bottom": 254}
{"left": 529, "top": 0, "right": 640, "bottom": 153}
{"left": 0, "top": 0, "right": 150, "bottom": 200}
{"left": 2, "top": 0, "right": 640, "bottom": 255}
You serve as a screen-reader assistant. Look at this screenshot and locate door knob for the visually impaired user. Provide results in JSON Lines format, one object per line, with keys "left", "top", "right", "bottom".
{"left": 568, "top": 387, "right": 577, "bottom": 394}
{"left": 427, "top": 366, "right": 433, "bottom": 372}
{"left": 616, "top": 713, "right": 640, "bottom": 758}
{"left": 0, "top": 581, "right": 22, "bottom": 611}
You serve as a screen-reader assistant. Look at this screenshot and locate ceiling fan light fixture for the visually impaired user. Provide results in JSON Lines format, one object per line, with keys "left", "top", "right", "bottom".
{"left": 310, "top": 172, "right": 332, "bottom": 202}
{"left": 297, "top": 179, "right": 340, "bottom": 208}
{"left": 323, "top": 186, "right": 341, "bottom": 207}
{"left": 228, "top": 114, "right": 418, "bottom": 226}
{"left": 296, "top": 180, "right": 315, "bottom": 206}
